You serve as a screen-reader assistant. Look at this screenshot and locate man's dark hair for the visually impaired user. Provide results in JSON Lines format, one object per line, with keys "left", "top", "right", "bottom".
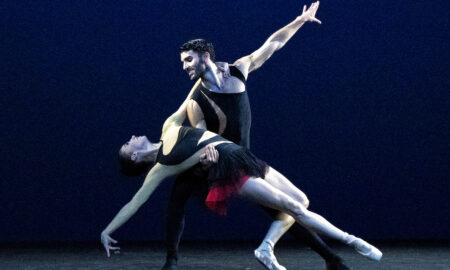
{"left": 118, "top": 150, "right": 154, "bottom": 177}
{"left": 180, "top": 39, "right": 215, "bottom": 62}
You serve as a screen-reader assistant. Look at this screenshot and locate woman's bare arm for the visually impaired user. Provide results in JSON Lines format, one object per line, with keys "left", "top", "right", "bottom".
{"left": 101, "top": 164, "right": 173, "bottom": 256}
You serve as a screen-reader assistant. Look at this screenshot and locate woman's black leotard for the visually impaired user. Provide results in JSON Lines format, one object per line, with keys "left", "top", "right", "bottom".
{"left": 156, "top": 126, "right": 227, "bottom": 166}
{"left": 156, "top": 126, "right": 267, "bottom": 187}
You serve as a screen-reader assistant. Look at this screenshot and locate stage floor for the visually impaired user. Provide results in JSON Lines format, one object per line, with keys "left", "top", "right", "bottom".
{"left": 1, "top": 241, "right": 449, "bottom": 270}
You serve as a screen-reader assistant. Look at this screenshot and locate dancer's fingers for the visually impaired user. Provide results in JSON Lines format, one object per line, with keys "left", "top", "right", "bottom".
{"left": 208, "top": 145, "right": 218, "bottom": 162}
{"left": 109, "top": 236, "right": 118, "bottom": 244}
{"left": 213, "top": 148, "right": 219, "bottom": 162}
{"left": 208, "top": 150, "right": 213, "bottom": 162}
{"left": 206, "top": 146, "right": 212, "bottom": 161}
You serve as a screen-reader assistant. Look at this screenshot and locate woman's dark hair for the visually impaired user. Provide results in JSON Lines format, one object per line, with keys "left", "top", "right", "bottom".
{"left": 118, "top": 149, "right": 154, "bottom": 177}
{"left": 180, "top": 39, "right": 215, "bottom": 62}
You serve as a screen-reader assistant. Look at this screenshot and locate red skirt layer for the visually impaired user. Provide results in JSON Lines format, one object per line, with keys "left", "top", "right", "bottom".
{"left": 205, "top": 175, "right": 250, "bottom": 215}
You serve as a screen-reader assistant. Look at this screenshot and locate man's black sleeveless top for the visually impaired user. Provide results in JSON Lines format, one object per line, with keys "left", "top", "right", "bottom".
{"left": 190, "top": 66, "right": 251, "bottom": 148}
{"left": 156, "top": 126, "right": 227, "bottom": 166}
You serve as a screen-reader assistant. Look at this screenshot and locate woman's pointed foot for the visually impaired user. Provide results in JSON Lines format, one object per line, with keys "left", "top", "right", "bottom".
{"left": 348, "top": 237, "right": 382, "bottom": 261}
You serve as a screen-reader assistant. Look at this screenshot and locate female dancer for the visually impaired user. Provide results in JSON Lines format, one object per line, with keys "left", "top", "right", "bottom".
{"left": 101, "top": 98, "right": 382, "bottom": 263}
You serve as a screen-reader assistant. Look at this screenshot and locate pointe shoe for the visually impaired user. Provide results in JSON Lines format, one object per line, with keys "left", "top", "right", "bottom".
{"left": 349, "top": 237, "right": 382, "bottom": 261}
{"left": 254, "top": 248, "right": 287, "bottom": 270}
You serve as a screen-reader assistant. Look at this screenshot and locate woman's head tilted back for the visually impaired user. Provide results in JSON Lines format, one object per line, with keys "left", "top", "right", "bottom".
{"left": 118, "top": 135, "right": 157, "bottom": 176}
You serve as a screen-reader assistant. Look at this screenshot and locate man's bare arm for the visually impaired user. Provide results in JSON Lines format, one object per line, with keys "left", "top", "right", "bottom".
{"left": 234, "top": 1, "right": 321, "bottom": 77}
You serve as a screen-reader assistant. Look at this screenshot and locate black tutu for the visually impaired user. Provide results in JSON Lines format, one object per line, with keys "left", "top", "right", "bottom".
{"left": 207, "top": 143, "right": 268, "bottom": 187}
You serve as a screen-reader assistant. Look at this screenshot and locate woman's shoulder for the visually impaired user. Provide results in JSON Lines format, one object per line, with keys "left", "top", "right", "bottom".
{"left": 161, "top": 125, "right": 182, "bottom": 140}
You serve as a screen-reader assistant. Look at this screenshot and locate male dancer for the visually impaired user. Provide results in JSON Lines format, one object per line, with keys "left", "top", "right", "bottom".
{"left": 163, "top": 2, "right": 350, "bottom": 270}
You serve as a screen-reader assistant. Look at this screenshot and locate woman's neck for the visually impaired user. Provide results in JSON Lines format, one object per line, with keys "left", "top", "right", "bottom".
{"left": 142, "top": 142, "right": 161, "bottom": 163}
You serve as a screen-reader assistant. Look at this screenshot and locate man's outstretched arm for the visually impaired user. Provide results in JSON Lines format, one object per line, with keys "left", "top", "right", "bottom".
{"left": 234, "top": 1, "right": 321, "bottom": 77}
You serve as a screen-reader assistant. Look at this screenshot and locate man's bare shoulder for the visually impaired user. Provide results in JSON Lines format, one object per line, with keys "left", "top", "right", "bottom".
{"left": 232, "top": 57, "right": 251, "bottom": 79}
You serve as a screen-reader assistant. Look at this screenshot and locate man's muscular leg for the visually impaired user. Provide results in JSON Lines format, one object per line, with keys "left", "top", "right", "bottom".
{"left": 163, "top": 178, "right": 192, "bottom": 269}
{"left": 163, "top": 171, "right": 199, "bottom": 269}
{"left": 163, "top": 166, "right": 209, "bottom": 270}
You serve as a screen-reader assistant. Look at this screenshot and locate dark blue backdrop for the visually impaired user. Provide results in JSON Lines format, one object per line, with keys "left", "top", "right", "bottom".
{"left": 1, "top": 0, "right": 448, "bottom": 242}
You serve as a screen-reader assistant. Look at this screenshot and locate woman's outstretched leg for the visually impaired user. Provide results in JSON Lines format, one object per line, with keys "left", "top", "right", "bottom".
{"left": 253, "top": 166, "right": 308, "bottom": 270}
{"left": 257, "top": 167, "right": 350, "bottom": 269}
{"left": 239, "top": 175, "right": 382, "bottom": 261}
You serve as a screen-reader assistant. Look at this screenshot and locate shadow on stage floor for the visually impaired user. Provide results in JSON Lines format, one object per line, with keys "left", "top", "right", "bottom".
{"left": 0, "top": 240, "right": 449, "bottom": 270}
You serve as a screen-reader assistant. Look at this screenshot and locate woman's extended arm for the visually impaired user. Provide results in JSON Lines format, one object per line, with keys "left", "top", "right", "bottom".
{"left": 101, "top": 164, "right": 172, "bottom": 256}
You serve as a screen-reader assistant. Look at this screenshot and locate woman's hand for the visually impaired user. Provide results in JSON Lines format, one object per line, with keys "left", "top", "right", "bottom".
{"left": 101, "top": 232, "right": 120, "bottom": 257}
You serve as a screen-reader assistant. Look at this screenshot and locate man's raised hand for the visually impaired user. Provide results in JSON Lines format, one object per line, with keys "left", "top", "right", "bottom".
{"left": 300, "top": 1, "right": 322, "bottom": 24}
